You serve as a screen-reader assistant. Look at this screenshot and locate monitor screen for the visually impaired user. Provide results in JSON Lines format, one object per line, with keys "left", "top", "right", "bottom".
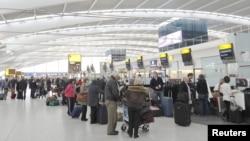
{"left": 219, "top": 48, "right": 235, "bottom": 60}
{"left": 159, "top": 30, "right": 182, "bottom": 48}
{"left": 150, "top": 60, "right": 157, "bottom": 67}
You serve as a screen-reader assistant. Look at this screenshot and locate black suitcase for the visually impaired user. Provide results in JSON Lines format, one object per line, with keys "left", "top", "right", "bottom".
{"left": 229, "top": 109, "right": 243, "bottom": 123}
{"left": 174, "top": 102, "right": 191, "bottom": 126}
{"left": 0, "top": 93, "right": 4, "bottom": 100}
{"left": 192, "top": 99, "right": 199, "bottom": 115}
{"left": 97, "top": 103, "right": 108, "bottom": 124}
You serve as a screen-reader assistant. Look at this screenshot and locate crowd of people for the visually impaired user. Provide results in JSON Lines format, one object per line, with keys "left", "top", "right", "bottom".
{"left": 0, "top": 71, "right": 234, "bottom": 139}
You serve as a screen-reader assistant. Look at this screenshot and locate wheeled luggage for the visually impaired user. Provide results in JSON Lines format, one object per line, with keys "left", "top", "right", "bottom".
{"left": 97, "top": 103, "right": 108, "bottom": 124}
{"left": 229, "top": 96, "right": 243, "bottom": 123}
{"left": 71, "top": 105, "right": 82, "bottom": 118}
{"left": 0, "top": 93, "right": 4, "bottom": 100}
{"left": 174, "top": 102, "right": 191, "bottom": 126}
{"left": 161, "top": 93, "right": 173, "bottom": 117}
{"left": 193, "top": 99, "right": 199, "bottom": 114}
{"left": 11, "top": 93, "right": 16, "bottom": 99}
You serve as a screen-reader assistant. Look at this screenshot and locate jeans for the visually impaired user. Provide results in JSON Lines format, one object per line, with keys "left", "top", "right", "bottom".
{"left": 199, "top": 99, "right": 210, "bottom": 115}
{"left": 153, "top": 90, "right": 163, "bottom": 106}
{"left": 3, "top": 88, "right": 8, "bottom": 100}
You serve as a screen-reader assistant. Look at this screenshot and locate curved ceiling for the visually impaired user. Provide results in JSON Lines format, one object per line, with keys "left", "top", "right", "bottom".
{"left": 0, "top": 0, "right": 250, "bottom": 70}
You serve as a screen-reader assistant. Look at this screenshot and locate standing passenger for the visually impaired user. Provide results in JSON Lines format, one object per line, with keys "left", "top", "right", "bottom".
{"left": 65, "top": 79, "right": 76, "bottom": 116}
{"left": 150, "top": 71, "right": 164, "bottom": 106}
{"left": 220, "top": 76, "right": 232, "bottom": 121}
{"left": 105, "top": 71, "right": 121, "bottom": 135}
{"left": 196, "top": 74, "right": 210, "bottom": 116}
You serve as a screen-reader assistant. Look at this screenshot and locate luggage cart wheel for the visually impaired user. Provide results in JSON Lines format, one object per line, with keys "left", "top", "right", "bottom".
{"left": 142, "top": 125, "right": 149, "bottom": 131}
{"left": 121, "top": 124, "right": 127, "bottom": 131}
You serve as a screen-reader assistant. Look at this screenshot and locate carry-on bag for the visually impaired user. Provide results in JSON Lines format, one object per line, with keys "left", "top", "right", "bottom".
{"left": 0, "top": 93, "right": 4, "bottom": 100}
{"left": 11, "top": 93, "right": 16, "bottom": 99}
{"left": 17, "top": 91, "right": 23, "bottom": 100}
{"left": 229, "top": 96, "right": 243, "bottom": 123}
{"left": 49, "top": 100, "right": 59, "bottom": 106}
{"left": 174, "top": 102, "right": 191, "bottom": 126}
{"left": 97, "top": 103, "right": 108, "bottom": 124}
{"left": 161, "top": 90, "right": 173, "bottom": 117}
{"left": 71, "top": 105, "right": 82, "bottom": 118}
{"left": 150, "top": 105, "right": 163, "bottom": 117}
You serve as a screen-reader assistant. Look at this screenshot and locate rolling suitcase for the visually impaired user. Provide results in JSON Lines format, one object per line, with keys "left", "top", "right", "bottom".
{"left": 229, "top": 96, "right": 243, "bottom": 123}
{"left": 0, "top": 93, "right": 4, "bottom": 100}
{"left": 11, "top": 93, "right": 16, "bottom": 99}
{"left": 71, "top": 105, "right": 82, "bottom": 118}
{"left": 161, "top": 91, "right": 173, "bottom": 117}
{"left": 174, "top": 102, "right": 191, "bottom": 126}
{"left": 97, "top": 103, "right": 107, "bottom": 124}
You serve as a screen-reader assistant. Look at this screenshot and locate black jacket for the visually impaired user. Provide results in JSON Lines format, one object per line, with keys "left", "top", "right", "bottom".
{"left": 150, "top": 77, "right": 164, "bottom": 91}
{"left": 196, "top": 79, "right": 208, "bottom": 95}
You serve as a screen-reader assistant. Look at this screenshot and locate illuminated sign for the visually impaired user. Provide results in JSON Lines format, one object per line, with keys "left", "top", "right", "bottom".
{"left": 68, "top": 54, "right": 82, "bottom": 62}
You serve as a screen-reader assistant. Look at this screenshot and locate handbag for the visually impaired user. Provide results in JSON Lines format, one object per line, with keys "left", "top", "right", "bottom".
{"left": 76, "top": 93, "right": 87, "bottom": 102}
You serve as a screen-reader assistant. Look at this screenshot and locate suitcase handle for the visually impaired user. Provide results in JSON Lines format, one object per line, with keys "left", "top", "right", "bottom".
{"left": 168, "top": 90, "right": 172, "bottom": 98}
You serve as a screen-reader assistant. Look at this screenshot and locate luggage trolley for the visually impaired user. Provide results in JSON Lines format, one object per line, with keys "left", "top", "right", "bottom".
{"left": 121, "top": 102, "right": 152, "bottom": 132}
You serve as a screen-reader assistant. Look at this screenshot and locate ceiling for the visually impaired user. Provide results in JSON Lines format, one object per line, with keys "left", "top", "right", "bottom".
{"left": 0, "top": 0, "right": 250, "bottom": 71}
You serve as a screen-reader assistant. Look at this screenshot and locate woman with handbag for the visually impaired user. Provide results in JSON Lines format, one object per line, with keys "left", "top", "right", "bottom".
{"left": 196, "top": 74, "right": 210, "bottom": 116}
{"left": 77, "top": 78, "right": 89, "bottom": 121}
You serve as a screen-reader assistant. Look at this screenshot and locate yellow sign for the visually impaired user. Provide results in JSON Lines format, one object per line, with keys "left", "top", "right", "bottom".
{"left": 68, "top": 54, "right": 82, "bottom": 62}
{"left": 160, "top": 53, "right": 167, "bottom": 58}
{"left": 5, "top": 68, "right": 9, "bottom": 76}
{"left": 125, "top": 58, "right": 130, "bottom": 63}
{"left": 136, "top": 56, "right": 142, "bottom": 60}
{"left": 181, "top": 48, "right": 191, "bottom": 54}
{"left": 218, "top": 43, "right": 233, "bottom": 50}
{"left": 169, "top": 55, "right": 174, "bottom": 61}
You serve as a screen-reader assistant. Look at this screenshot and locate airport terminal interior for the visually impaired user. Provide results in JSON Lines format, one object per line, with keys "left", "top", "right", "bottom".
{"left": 1, "top": 0, "right": 250, "bottom": 141}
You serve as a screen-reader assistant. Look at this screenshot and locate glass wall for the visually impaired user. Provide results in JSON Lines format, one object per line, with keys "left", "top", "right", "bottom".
{"left": 159, "top": 19, "right": 208, "bottom": 52}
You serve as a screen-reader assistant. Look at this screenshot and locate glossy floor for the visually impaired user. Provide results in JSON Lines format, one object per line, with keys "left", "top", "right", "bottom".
{"left": 0, "top": 93, "right": 236, "bottom": 141}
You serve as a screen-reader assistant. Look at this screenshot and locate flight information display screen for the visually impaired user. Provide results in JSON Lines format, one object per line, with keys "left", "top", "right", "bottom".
{"left": 219, "top": 48, "right": 235, "bottom": 60}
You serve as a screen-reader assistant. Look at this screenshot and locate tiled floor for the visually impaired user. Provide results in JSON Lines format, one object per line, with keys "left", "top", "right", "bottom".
{"left": 0, "top": 91, "right": 243, "bottom": 141}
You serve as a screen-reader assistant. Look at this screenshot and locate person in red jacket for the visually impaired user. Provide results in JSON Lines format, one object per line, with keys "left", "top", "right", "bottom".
{"left": 64, "top": 79, "right": 76, "bottom": 116}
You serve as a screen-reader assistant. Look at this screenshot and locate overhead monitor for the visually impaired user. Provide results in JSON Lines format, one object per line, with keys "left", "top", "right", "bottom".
{"left": 109, "top": 61, "right": 114, "bottom": 71}
{"left": 136, "top": 56, "right": 144, "bottom": 69}
{"left": 181, "top": 48, "right": 193, "bottom": 66}
{"left": 87, "top": 65, "right": 91, "bottom": 73}
{"left": 16, "top": 71, "right": 22, "bottom": 76}
{"left": 90, "top": 64, "right": 95, "bottom": 72}
{"left": 102, "top": 62, "right": 107, "bottom": 72}
{"left": 125, "top": 58, "right": 131, "bottom": 70}
{"left": 68, "top": 54, "right": 82, "bottom": 63}
{"left": 218, "top": 43, "right": 236, "bottom": 63}
{"left": 159, "top": 53, "right": 169, "bottom": 68}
